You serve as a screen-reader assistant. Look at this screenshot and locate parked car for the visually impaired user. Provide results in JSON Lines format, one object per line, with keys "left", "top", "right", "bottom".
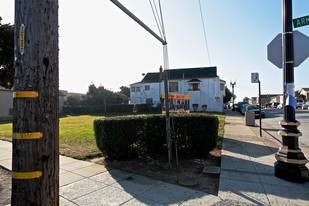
{"left": 302, "top": 101, "right": 309, "bottom": 110}
{"left": 245, "top": 104, "right": 265, "bottom": 118}
{"left": 264, "top": 103, "right": 272, "bottom": 108}
{"left": 236, "top": 101, "right": 248, "bottom": 112}
{"left": 240, "top": 104, "right": 249, "bottom": 115}
{"left": 271, "top": 102, "right": 280, "bottom": 108}
{"left": 277, "top": 103, "right": 283, "bottom": 109}
{"left": 296, "top": 98, "right": 304, "bottom": 109}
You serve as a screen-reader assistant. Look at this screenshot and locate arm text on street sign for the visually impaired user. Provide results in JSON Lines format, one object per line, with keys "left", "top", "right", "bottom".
{"left": 293, "top": 15, "right": 309, "bottom": 28}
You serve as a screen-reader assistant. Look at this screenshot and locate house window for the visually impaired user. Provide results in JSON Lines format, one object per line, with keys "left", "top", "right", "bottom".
{"left": 220, "top": 83, "right": 224, "bottom": 91}
{"left": 169, "top": 82, "right": 179, "bottom": 92}
{"left": 188, "top": 83, "right": 200, "bottom": 91}
{"left": 136, "top": 87, "right": 140, "bottom": 92}
{"left": 145, "top": 85, "right": 150, "bottom": 91}
{"left": 131, "top": 87, "right": 135, "bottom": 92}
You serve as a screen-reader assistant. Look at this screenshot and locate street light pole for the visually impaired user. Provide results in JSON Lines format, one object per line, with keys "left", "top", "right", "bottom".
{"left": 274, "top": 0, "right": 308, "bottom": 183}
{"left": 230, "top": 80, "right": 236, "bottom": 111}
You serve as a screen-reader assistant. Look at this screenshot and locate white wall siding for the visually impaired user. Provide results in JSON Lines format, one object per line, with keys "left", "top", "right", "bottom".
{"left": 130, "top": 77, "right": 225, "bottom": 112}
{"left": 0, "top": 89, "right": 13, "bottom": 118}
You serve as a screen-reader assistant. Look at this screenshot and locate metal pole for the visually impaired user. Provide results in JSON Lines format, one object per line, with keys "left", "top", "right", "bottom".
{"left": 274, "top": 0, "right": 308, "bottom": 183}
{"left": 232, "top": 86, "right": 235, "bottom": 111}
{"left": 258, "top": 80, "right": 262, "bottom": 137}
{"left": 230, "top": 81, "right": 236, "bottom": 111}
{"left": 163, "top": 66, "right": 172, "bottom": 165}
{"left": 110, "top": 0, "right": 166, "bottom": 45}
{"left": 110, "top": 0, "right": 172, "bottom": 164}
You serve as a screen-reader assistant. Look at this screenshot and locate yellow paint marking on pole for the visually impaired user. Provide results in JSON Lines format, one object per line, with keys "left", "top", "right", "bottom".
{"left": 12, "top": 171, "right": 42, "bottom": 179}
{"left": 13, "top": 132, "right": 43, "bottom": 140}
{"left": 20, "top": 24, "right": 25, "bottom": 55}
{"left": 13, "top": 91, "right": 38, "bottom": 98}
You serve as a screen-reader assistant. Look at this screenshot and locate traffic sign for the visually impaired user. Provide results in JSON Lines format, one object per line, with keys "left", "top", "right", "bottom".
{"left": 267, "top": 30, "right": 309, "bottom": 68}
{"left": 293, "top": 15, "right": 309, "bottom": 28}
{"left": 251, "top": 73, "right": 259, "bottom": 83}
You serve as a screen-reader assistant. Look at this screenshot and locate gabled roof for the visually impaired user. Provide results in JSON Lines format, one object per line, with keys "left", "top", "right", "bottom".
{"left": 187, "top": 78, "right": 201, "bottom": 83}
{"left": 260, "top": 94, "right": 282, "bottom": 98}
{"left": 141, "top": 67, "right": 218, "bottom": 83}
{"left": 301, "top": 88, "right": 309, "bottom": 92}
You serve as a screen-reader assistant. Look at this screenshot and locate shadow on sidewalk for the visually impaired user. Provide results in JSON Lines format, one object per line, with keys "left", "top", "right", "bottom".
{"left": 220, "top": 134, "right": 309, "bottom": 205}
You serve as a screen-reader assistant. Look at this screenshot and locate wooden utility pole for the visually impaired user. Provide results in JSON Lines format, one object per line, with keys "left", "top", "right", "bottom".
{"left": 12, "top": 1, "right": 59, "bottom": 205}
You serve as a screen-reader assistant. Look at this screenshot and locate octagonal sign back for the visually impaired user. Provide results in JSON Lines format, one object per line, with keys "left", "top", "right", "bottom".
{"left": 267, "top": 30, "right": 309, "bottom": 68}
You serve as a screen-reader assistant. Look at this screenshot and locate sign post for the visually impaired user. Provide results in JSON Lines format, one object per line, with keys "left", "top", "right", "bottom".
{"left": 251, "top": 73, "right": 262, "bottom": 137}
{"left": 274, "top": 0, "right": 308, "bottom": 183}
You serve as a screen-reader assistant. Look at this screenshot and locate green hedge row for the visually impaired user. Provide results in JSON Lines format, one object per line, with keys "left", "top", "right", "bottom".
{"left": 62, "top": 104, "right": 134, "bottom": 115}
{"left": 94, "top": 114, "right": 218, "bottom": 160}
{"left": 62, "top": 104, "right": 161, "bottom": 115}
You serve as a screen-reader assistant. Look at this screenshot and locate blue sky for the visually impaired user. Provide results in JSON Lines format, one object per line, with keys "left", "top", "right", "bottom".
{"left": 1, "top": 0, "right": 309, "bottom": 102}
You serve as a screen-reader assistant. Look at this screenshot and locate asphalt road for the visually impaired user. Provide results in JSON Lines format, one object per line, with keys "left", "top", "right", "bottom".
{"left": 260, "top": 108, "right": 309, "bottom": 147}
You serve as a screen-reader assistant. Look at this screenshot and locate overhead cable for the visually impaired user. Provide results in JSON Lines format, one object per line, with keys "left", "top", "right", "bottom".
{"left": 198, "top": 0, "right": 212, "bottom": 66}
{"left": 149, "top": 0, "right": 163, "bottom": 39}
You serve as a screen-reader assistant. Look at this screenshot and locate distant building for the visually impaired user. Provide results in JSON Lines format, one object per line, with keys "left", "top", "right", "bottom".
{"left": 0, "top": 88, "right": 85, "bottom": 118}
{"left": 249, "top": 97, "right": 257, "bottom": 105}
{"left": 253, "top": 94, "right": 282, "bottom": 107}
{"left": 130, "top": 67, "right": 226, "bottom": 112}
{"left": 300, "top": 88, "right": 309, "bottom": 100}
{"left": 0, "top": 87, "right": 13, "bottom": 118}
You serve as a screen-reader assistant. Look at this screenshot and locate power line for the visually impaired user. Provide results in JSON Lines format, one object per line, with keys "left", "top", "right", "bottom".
{"left": 149, "top": 0, "right": 163, "bottom": 39}
{"left": 158, "top": 0, "right": 167, "bottom": 42}
{"left": 198, "top": 0, "right": 211, "bottom": 66}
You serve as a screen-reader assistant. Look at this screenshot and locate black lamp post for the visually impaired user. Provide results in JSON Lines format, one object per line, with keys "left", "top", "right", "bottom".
{"left": 274, "top": 0, "right": 308, "bottom": 183}
{"left": 230, "top": 80, "right": 236, "bottom": 111}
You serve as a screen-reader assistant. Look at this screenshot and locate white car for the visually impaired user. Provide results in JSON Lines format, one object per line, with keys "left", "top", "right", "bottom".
{"left": 302, "top": 101, "right": 309, "bottom": 110}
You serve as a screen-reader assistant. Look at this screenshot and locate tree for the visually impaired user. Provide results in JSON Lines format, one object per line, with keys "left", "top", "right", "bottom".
{"left": 0, "top": 22, "right": 14, "bottom": 89}
{"left": 295, "top": 90, "right": 306, "bottom": 101}
{"left": 113, "top": 92, "right": 129, "bottom": 104}
{"left": 119, "top": 86, "right": 130, "bottom": 97}
{"left": 86, "top": 83, "right": 113, "bottom": 105}
{"left": 243, "top": 97, "right": 249, "bottom": 102}
{"left": 66, "top": 96, "right": 81, "bottom": 107}
{"left": 223, "top": 86, "right": 233, "bottom": 104}
{"left": 12, "top": 1, "right": 59, "bottom": 205}
{"left": 86, "top": 83, "right": 129, "bottom": 105}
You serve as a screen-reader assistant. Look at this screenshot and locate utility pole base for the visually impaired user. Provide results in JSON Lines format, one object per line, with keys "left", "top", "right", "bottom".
{"left": 274, "top": 161, "right": 309, "bottom": 183}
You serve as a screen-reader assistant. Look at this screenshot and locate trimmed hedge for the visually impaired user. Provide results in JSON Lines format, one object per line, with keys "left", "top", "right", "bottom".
{"left": 62, "top": 104, "right": 134, "bottom": 115}
{"left": 94, "top": 114, "right": 218, "bottom": 160}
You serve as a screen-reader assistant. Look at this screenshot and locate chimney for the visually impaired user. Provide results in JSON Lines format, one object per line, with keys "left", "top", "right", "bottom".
{"left": 159, "top": 65, "right": 163, "bottom": 81}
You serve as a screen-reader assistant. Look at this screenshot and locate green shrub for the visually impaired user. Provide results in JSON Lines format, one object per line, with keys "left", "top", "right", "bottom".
{"left": 63, "top": 104, "right": 134, "bottom": 115}
{"left": 94, "top": 114, "right": 218, "bottom": 160}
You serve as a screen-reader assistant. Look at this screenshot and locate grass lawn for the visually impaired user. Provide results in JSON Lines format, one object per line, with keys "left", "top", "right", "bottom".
{"left": 0, "top": 113, "right": 225, "bottom": 160}
{"left": 216, "top": 113, "right": 225, "bottom": 148}
{"left": 59, "top": 115, "right": 103, "bottom": 159}
{"left": 0, "top": 120, "right": 12, "bottom": 138}
{"left": 0, "top": 115, "right": 103, "bottom": 159}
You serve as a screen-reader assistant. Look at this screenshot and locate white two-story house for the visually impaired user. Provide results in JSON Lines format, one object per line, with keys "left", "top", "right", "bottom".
{"left": 130, "top": 66, "right": 226, "bottom": 112}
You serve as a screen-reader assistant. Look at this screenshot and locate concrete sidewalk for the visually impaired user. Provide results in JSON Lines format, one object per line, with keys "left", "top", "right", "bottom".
{"left": 218, "top": 110, "right": 309, "bottom": 205}
{"left": 0, "top": 110, "right": 309, "bottom": 205}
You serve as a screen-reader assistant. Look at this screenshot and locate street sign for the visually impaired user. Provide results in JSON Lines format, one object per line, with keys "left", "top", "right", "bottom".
{"left": 267, "top": 30, "right": 309, "bottom": 68}
{"left": 251, "top": 73, "right": 259, "bottom": 83}
{"left": 293, "top": 15, "right": 309, "bottom": 28}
